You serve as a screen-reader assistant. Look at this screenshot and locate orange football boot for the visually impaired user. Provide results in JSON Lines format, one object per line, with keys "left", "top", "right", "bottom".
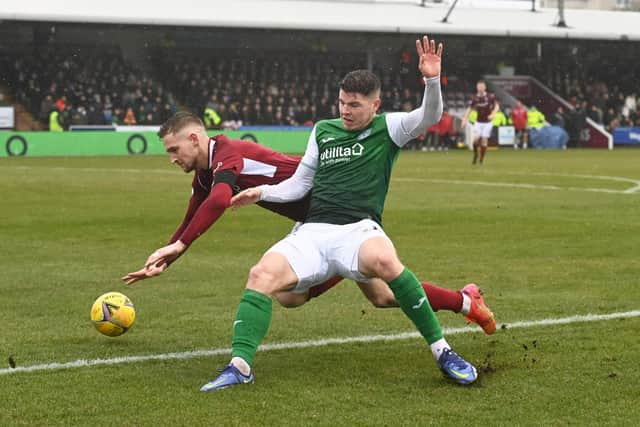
{"left": 462, "top": 283, "right": 496, "bottom": 335}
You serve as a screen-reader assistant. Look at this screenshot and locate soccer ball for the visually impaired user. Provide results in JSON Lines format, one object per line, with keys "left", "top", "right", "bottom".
{"left": 90, "top": 292, "right": 136, "bottom": 337}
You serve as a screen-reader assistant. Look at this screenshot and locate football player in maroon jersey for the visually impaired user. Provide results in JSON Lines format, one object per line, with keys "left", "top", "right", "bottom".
{"left": 461, "top": 80, "right": 500, "bottom": 164}
{"left": 122, "top": 112, "right": 495, "bottom": 334}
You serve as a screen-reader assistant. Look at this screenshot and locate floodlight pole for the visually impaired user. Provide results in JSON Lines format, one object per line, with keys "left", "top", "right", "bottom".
{"left": 441, "top": 0, "right": 459, "bottom": 23}
{"left": 557, "top": 0, "right": 568, "bottom": 27}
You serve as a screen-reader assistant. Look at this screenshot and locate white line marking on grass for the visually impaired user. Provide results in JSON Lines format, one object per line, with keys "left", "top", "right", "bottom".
{"left": 8, "top": 165, "right": 639, "bottom": 194}
{"left": 7, "top": 165, "right": 175, "bottom": 175}
{"left": 624, "top": 183, "right": 640, "bottom": 194}
{"left": 397, "top": 171, "right": 640, "bottom": 195}
{"left": 1, "top": 310, "right": 638, "bottom": 376}
{"left": 396, "top": 177, "right": 638, "bottom": 195}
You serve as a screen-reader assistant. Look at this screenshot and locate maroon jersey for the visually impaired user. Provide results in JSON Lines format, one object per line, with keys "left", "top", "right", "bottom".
{"left": 468, "top": 92, "right": 497, "bottom": 123}
{"left": 170, "top": 134, "right": 308, "bottom": 246}
{"left": 511, "top": 106, "right": 528, "bottom": 130}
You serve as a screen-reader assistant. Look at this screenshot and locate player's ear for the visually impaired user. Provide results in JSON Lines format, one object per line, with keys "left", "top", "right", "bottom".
{"left": 189, "top": 132, "right": 198, "bottom": 145}
{"left": 372, "top": 97, "right": 381, "bottom": 113}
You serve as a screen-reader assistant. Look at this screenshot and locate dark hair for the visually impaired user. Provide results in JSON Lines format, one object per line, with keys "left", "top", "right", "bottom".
{"left": 339, "top": 70, "right": 381, "bottom": 97}
{"left": 158, "top": 111, "right": 204, "bottom": 138}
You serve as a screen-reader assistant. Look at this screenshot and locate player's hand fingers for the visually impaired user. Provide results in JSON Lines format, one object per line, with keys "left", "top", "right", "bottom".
{"left": 437, "top": 42, "right": 443, "bottom": 57}
{"left": 144, "top": 250, "right": 166, "bottom": 268}
{"left": 122, "top": 274, "right": 145, "bottom": 285}
{"left": 121, "top": 268, "right": 147, "bottom": 282}
{"left": 123, "top": 277, "right": 140, "bottom": 285}
{"left": 415, "top": 38, "right": 424, "bottom": 57}
{"left": 146, "top": 263, "right": 167, "bottom": 277}
{"left": 231, "top": 189, "right": 259, "bottom": 209}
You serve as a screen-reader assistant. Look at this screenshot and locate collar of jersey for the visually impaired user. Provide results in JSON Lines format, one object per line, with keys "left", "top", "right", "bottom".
{"left": 208, "top": 138, "right": 217, "bottom": 169}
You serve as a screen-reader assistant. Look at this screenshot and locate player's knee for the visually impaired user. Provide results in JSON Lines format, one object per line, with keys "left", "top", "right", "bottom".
{"left": 369, "top": 252, "right": 403, "bottom": 281}
{"left": 247, "top": 263, "right": 278, "bottom": 294}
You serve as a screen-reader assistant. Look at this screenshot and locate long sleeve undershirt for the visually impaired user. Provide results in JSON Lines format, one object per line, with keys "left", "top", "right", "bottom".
{"left": 260, "top": 75, "right": 443, "bottom": 203}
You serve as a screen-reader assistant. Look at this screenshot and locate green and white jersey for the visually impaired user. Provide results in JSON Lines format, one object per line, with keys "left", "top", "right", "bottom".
{"left": 306, "top": 114, "right": 398, "bottom": 225}
{"left": 259, "top": 75, "right": 443, "bottom": 227}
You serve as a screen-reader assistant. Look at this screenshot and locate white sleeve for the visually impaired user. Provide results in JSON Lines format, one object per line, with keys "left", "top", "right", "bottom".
{"left": 259, "top": 126, "right": 318, "bottom": 203}
{"left": 386, "top": 75, "right": 443, "bottom": 147}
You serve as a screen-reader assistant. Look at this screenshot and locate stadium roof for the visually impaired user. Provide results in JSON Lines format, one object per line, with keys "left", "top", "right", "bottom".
{"left": 2, "top": 0, "right": 639, "bottom": 41}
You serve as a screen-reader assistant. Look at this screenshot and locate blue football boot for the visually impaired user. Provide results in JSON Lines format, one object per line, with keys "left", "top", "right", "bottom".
{"left": 437, "top": 348, "right": 478, "bottom": 385}
{"left": 200, "top": 364, "right": 254, "bottom": 392}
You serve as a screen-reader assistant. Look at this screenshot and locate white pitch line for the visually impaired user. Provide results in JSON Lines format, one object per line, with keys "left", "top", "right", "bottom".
{"left": 7, "top": 165, "right": 639, "bottom": 194}
{"left": 5, "top": 165, "right": 175, "bottom": 175}
{"left": 623, "top": 183, "right": 640, "bottom": 194}
{"left": 1, "top": 310, "right": 639, "bottom": 376}
{"left": 395, "top": 177, "right": 638, "bottom": 195}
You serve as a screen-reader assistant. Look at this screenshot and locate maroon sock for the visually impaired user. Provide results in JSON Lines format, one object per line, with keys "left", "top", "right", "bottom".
{"left": 308, "top": 276, "right": 343, "bottom": 299}
{"left": 480, "top": 145, "right": 487, "bottom": 161}
{"left": 421, "top": 281, "right": 463, "bottom": 312}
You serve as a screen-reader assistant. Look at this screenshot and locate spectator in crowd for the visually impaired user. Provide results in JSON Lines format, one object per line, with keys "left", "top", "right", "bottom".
{"left": 510, "top": 100, "right": 528, "bottom": 149}
{"left": 123, "top": 107, "right": 138, "bottom": 126}
{"left": 436, "top": 108, "right": 455, "bottom": 151}
{"left": 527, "top": 106, "right": 546, "bottom": 129}
{"left": 588, "top": 103, "right": 603, "bottom": 125}
{"left": 550, "top": 106, "right": 567, "bottom": 129}
{"left": 566, "top": 101, "right": 587, "bottom": 147}
{"left": 71, "top": 105, "right": 89, "bottom": 126}
{"left": 49, "top": 107, "right": 63, "bottom": 132}
{"left": 39, "top": 94, "right": 55, "bottom": 123}
{"left": 491, "top": 106, "right": 508, "bottom": 145}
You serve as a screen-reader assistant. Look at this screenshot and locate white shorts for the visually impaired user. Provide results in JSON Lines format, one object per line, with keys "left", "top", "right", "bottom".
{"left": 267, "top": 219, "right": 390, "bottom": 293}
{"left": 473, "top": 121, "right": 493, "bottom": 139}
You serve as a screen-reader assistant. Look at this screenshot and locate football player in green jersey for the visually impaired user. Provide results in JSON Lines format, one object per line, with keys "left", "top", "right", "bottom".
{"left": 199, "top": 36, "right": 479, "bottom": 391}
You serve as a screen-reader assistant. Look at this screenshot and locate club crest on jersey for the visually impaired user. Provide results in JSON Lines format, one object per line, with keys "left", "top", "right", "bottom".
{"left": 319, "top": 142, "right": 364, "bottom": 166}
{"left": 357, "top": 128, "right": 372, "bottom": 140}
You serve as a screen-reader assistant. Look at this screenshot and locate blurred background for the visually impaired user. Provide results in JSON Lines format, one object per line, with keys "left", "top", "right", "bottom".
{"left": 1, "top": 0, "right": 639, "bottom": 150}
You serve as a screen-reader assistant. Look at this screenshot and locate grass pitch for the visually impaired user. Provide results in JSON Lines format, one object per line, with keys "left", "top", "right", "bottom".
{"left": 1, "top": 149, "right": 639, "bottom": 426}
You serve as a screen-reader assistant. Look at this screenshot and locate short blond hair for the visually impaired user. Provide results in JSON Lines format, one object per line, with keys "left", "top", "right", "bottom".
{"left": 158, "top": 111, "right": 204, "bottom": 138}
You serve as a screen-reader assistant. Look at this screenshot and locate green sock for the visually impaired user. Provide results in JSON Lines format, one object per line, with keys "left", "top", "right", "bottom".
{"left": 387, "top": 268, "right": 443, "bottom": 344}
{"left": 231, "top": 289, "right": 272, "bottom": 367}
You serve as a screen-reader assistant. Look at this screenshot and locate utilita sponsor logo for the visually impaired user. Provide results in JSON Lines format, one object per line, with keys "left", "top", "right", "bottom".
{"left": 629, "top": 132, "right": 640, "bottom": 141}
{"left": 319, "top": 143, "right": 364, "bottom": 163}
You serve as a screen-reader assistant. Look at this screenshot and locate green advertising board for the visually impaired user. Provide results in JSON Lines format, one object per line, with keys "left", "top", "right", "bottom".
{"left": 0, "top": 130, "right": 310, "bottom": 158}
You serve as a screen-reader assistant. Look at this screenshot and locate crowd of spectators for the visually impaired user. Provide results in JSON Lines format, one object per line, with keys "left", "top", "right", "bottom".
{"left": 525, "top": 53, "right": 639, "bottom": 134}
{"left": 1, "top": 47, "right": 429, "bottom": 130}
{"left": 554, "top": 80, "right": 638, "bottom": 133}
{"left": 2, "top": 45, "right": 638, "bottom": 135}
{"left": 1, "top": 48, "right": 177, "bottom": 130}
{"left": 156, "top": 51, "right": 427, "bottom": 129}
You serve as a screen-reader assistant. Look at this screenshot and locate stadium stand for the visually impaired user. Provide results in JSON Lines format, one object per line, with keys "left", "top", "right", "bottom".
{"left": 0, "top": 2, "right": 638, "bottom": 138}
{"left": 1, "top": 47, "right": 177, "bottom": 130}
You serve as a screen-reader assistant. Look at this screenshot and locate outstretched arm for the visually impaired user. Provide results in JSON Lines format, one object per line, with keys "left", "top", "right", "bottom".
{"left": 386, "top": 36, "right": 444, "bottom": 147}
{"left": 122, "top": 179, "right": 235, "bottom": 285}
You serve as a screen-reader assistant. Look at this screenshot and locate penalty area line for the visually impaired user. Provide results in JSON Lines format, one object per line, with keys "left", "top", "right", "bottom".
{"left": 1, "top": 310, "right": 639, "bottom": 376}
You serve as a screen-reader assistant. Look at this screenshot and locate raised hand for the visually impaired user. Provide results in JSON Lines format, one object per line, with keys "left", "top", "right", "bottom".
{"left": 416, "top": 36, "right": 443, "bottom": 79}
